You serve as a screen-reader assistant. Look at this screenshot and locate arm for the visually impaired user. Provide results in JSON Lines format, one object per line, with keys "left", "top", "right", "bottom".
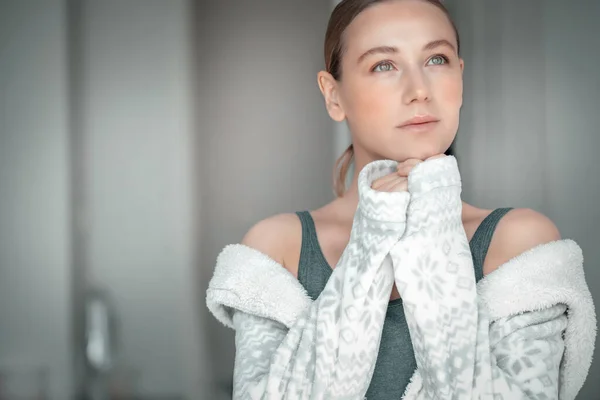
{"left": 231, "top": 160, "right": 410, "bottom": 400}
{"left": 392, "top": 156, "right": 567, "bottom": 400}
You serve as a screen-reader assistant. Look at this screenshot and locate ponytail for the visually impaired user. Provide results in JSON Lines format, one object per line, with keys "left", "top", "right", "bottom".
{"left": 333, "top": 144, "right": 354, "bottom": 197}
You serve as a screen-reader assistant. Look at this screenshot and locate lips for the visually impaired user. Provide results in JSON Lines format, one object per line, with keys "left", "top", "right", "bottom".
{"left": 398, "top": 115, "right": 439, "bottom": 128}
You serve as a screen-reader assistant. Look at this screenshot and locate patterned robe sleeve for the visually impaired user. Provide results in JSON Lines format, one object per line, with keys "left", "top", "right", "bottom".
{"left": 230, "top": 160, "right": 412, "bottom": 399}
{"left": 392, "top": 156, "right": 567, "bottom": 400}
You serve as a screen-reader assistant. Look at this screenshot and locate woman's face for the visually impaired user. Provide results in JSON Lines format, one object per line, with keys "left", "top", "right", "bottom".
{"left": 321, "top": 0, "right": 464, "bottom": 162}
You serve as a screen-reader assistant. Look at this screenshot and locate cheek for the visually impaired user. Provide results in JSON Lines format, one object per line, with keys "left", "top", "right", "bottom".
{"left": 341, "top": 80, "right": 396, "bottom": 121}
{"left": 436, "top": 74, "right": 463, "bottom": 110}
{"left": 431, "top": 74, "right": 462, "bottom": 138}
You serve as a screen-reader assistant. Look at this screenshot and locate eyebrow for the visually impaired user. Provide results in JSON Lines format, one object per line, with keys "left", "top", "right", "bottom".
{"left": 424, "top": 39, "right": 456, "bottom": 53}
{"left": 357, "top": 39, "right": 457, "bottom": 64}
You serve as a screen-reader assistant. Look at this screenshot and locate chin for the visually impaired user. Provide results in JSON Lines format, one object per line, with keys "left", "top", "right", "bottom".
{"left": 386, "top": 147, "right": 444, "bottom": 163}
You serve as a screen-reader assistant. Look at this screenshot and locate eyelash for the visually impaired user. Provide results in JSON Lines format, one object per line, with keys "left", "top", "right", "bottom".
{"left": 371, "top": 54, "right": 450, "bottom": 72}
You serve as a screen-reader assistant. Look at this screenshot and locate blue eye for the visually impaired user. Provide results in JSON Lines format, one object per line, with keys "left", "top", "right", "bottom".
{"left": 372, "top": 61, "right": 395, "bottom": 72}
{"left": 428, "top": 55, "right": 449, "bottom": 65}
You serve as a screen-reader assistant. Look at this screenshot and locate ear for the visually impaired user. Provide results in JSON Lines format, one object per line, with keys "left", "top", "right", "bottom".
{"left": 459, "top": 58, "right": 465, "bottom": 108}
{"left": 317, "top": 71, "right": 345, "bottom": 122}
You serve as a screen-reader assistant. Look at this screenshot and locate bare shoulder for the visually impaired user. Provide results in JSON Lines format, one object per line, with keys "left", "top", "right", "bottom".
{"left": 241, "top": 213, "right": 302, "bottom": 276}
{"left": 483, "top": 208, "right": 562, "bottom": 275}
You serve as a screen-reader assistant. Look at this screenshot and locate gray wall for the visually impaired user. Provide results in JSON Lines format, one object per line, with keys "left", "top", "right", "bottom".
{"left": 0, "top": 1, "right": 73, "bottom": 398}
{"left": 78, "top": 0, "right": 203, "bottom": 397}
{"left": 543, "top": 4, "right": 600, "bottom": 396}
{"left": 0, "top": 0, "right": 335, "bottom": 398}
{"left": 449, "top": 1, "right": 600, "bottom": 397}
{"left": 194, "top": 0, "right": 335, "bottom": 395}
{"left": 0, "top": 0, "right": 207, "bottom": 398}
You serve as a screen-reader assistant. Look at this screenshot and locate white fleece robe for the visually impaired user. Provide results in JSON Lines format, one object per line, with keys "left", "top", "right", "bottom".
{"left": 206, "top": 156, "right": 596, "bottom": 400}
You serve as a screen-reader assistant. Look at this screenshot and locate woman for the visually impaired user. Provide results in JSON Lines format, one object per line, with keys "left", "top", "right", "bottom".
{"left": 206, "top": 0, "right": 596, "bottom": 399}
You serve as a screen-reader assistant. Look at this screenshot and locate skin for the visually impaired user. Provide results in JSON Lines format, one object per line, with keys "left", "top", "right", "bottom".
{"left": 243, "top": 0, "right": 561, "bottom": 302}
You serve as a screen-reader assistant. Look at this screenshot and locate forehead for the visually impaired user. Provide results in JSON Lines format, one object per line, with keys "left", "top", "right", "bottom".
{"left": 342, "top": 0, "right": 456, "bottom": 55}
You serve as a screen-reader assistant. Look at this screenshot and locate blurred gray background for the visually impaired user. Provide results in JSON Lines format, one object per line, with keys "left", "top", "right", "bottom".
{"left": 0, "top": 0, "right": 598, "bottom": 399}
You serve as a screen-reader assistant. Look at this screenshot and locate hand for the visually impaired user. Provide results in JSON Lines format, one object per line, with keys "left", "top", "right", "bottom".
{"left": 371, "top": 158, "right": 420, "bottom": 192}
{"left": 396, "top": 154, "right": 446, "bottom": 177}
{"left": 371, "top": 170, "right": 409, "bottom": 192}
{"left": 371, "top": 154, "right": 447, "bottom": 192}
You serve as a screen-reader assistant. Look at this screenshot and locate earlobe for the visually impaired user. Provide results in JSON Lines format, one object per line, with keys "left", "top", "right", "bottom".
{"left": 317, "top": 71, "right": 346, "bottom": 122}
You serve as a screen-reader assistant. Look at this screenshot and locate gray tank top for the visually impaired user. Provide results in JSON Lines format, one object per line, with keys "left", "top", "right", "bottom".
{"left": 295, "top": 207, "right": 513, "bottom": 399}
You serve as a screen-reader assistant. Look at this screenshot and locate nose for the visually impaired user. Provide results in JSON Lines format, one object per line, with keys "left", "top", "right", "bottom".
{"left": 401, "top": 68, "right": 431, "bottom": 104}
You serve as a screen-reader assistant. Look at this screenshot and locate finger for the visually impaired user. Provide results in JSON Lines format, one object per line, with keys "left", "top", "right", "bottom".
{"left": 397, "top": 159, "right": 423, "bottom": 176}
{"left": 388, "top": 178, "right": 408, "bottom": 192}
{"left": 373, "top": 176, "right": 396, "bottom": 191}
{"left": 381, "top": 176, "right": 407, "bottom": 192}
{"left": 371, "top": 173, "right": 399, "bottom": 189}
{"left": 377, "top": 178, "right": 399, "bottom": 191}
{"left": 397, "top": 158, "right": 422, "bottom": 172}
{"left": 373, "top": 172, "right": 401, "bottom": 186}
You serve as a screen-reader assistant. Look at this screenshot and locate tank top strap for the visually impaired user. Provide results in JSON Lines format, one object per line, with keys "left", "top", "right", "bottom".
{"left": 470, "top": 207, "right": 514, "bottom": 282}
{"left": 294, "top": 211, "right": 332, "bottom": 299}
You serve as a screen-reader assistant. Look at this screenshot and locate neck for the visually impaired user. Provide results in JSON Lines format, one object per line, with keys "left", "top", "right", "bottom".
{"left": 334, "top": 145, "right": 382, "bottom": 216}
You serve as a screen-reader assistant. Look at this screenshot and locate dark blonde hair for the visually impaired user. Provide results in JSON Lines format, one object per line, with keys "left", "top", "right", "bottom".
{"left": 327, "top": 0, "right": 460, "bottom": 197}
